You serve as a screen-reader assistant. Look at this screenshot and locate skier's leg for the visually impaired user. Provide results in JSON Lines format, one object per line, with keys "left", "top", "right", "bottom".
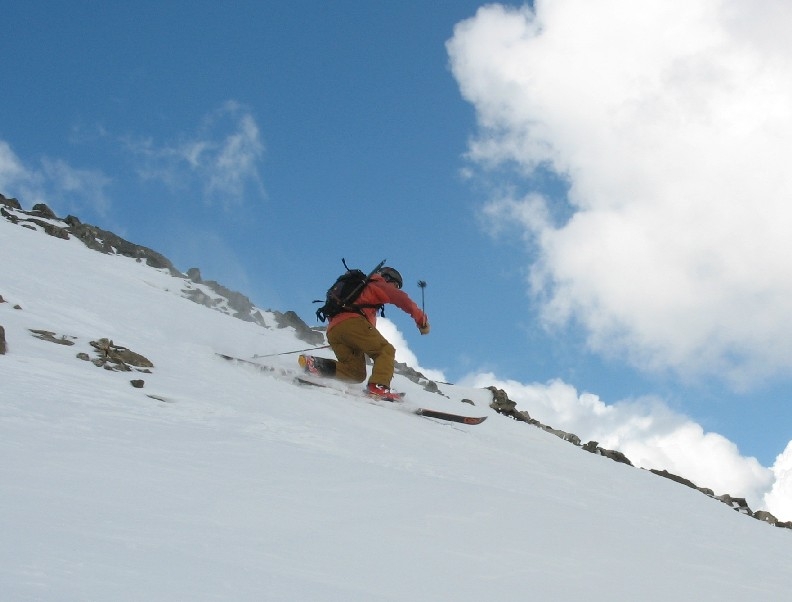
{"left": 327, "top": 319, "right": 368, "bottom": 383}
{"left": 328, "top": 317, "right": 395, "bottom": 386}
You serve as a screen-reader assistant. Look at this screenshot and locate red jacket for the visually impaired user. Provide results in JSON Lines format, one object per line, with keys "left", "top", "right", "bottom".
{"left": 327, "top": 274, "right": 426, "bottom": 332}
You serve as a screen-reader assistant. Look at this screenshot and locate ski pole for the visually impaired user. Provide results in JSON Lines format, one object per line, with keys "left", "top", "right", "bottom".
{"left": 253, "top": 345, "right": 330, "bottom": 359}
{"left": 417, "top": 280, "right": 427, "bottom": 313}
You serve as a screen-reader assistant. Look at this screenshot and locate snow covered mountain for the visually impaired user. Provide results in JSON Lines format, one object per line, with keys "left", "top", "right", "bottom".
{"left": 2, "top": 197, "right": 791, "bottom": 601}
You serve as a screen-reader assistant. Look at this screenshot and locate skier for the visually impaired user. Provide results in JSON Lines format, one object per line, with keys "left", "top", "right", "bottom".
{"left": 301, "top": 266, "right": 430, "bottom": 401}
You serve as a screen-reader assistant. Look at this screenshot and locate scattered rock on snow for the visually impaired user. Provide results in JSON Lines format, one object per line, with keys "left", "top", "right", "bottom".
{"left": 89, "top": 338, "right": 153, "bottom": 372}
{"left": 29, "top": 329, "right": 76, "bottom": 346}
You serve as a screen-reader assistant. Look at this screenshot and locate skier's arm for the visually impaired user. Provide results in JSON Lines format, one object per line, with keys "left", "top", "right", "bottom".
{"left": 370, "top": 280, "right": 428, "bottom": 330}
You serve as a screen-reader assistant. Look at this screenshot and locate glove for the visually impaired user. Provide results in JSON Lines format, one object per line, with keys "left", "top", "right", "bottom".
{"left": 418, "top": 318, "right": 430, "bottom": 335}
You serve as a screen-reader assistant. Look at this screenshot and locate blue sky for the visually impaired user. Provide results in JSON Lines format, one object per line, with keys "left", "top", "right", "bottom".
{"left": 3, "top": 0, "right": 792, "bottom": 500}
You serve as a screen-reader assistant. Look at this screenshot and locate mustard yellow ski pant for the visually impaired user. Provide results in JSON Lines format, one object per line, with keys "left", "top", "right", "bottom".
{"left": 327, "top": 316, "right": 396, "bottom": 386}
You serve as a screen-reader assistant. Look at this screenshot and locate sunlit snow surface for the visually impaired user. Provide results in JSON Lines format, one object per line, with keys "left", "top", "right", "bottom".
{"left": 1, "top": 217, "right": 791, "bottom": 601}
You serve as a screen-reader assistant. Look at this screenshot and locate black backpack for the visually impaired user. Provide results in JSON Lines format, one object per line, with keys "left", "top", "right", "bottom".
{"left": 315, "top": 259, "right": 386, "bottom": 323}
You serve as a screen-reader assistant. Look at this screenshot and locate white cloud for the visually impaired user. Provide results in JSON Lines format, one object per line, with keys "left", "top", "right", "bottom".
{"left": 0, "top": 139, "right": 111, "bottom": 216}
{"left": 40, "top": 158, "right": 112, "bottom": 216}
{"left": 461, "top": 370, "right": 778, "bottom": 515}
{"left": 377, "top": 318, "right": 446, "bottom": 383}
{"left": 3, "top": 101, "right": 264, "bottom": 216}
{"left": 0, "top": 140, "right": 29, "bottom": 186}
{"left": 448, "top": 1, "right": 792, "bottom": 387}
{"left": 765, "top": 442, "right": 792, "bottom": 522}
{"left": 205, "top": 110, "right": 264, "bottom": 200}
{"left": 131, "top": 101, "right": 266, "bottom": 206}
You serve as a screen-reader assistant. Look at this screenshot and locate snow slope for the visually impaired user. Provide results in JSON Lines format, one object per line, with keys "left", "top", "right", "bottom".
{"left": 1, "top": 216, "right": 791, "bottom": 601}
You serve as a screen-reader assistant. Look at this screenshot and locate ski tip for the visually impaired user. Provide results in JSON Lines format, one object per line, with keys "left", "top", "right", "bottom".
{"left": 415, "top": 409, "right": 488, "bottom": 425}
{"left": 463, "top": 416, "right": 487, "bottom": 425}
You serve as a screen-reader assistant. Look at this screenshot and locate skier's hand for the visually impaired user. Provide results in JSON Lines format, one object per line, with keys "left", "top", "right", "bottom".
{"left": 418, "top": 317, "right": 430, "bottom": 335}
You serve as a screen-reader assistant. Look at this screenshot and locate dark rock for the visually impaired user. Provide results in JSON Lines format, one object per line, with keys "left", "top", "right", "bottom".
{"left": 776, "top": 521, "right": 792, "bottom": 529}
{"left": 90, "top": 338, "right": 154, "bottom": 371}
{"left": 182, "top": 287, "right": 217, "bottom": 307}
{"left": 28, "top": 218, "right": 70, "bottom": 240}
{"left": 650, "top": 469, "right": 699, "bottom": 490}
{"left": 716, "top": 494, "right": 752, "bottom": 515}
{"left": 31, "top": 203, "right": 57, "bottom": 219}
{"left": 582, "top": 441, "right": 633, "bottom": 466}
{"left": 0, "top": 324, "right": 6, "bottom": 354}
{"left": 63, "top": 216, "right": 180, "bottom": 274}
{"left": 423, "top": 380, "right": 441, "bottom": 394}
{"left": 130, "top": 379, "right": 145, "bottom": 388}
{"left": 487, "top": 386, "right": 532, "bottom": 422}
{"left": 273, "top": 310, "right": 324, "bottom": 345}
{"left": 186, "top": 267, "right": 202, "bottom": 282}
{"left": 753, "top": 510, "right": 778, "bottom": 525}
{"left": 601, "top": 448, "right": 633, "bottom": 466}
{"left": 583, "top": 440, "right": 599, "bottom": 453}
{"left": 488, "top": 386, "right": 517, "bottom": 413}
{"left": 29, "top": 329, "right": 76, "bottom": 346}
{"left": 0, "top": 206, "right": 19, "bottom": 223}
{"left": 542, "top": 425, "right": 582, "bottom": 446}
{"left": 0, "top": 193, "right": 22, "bottom": 210}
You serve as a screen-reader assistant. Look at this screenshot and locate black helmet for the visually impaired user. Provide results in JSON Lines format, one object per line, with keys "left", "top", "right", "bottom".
{"left": 379, "top": 266, "right": 403, "bottom": 289}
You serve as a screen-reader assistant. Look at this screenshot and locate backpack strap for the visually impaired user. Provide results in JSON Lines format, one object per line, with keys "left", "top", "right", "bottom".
{"left": 340, "top": 302, "right": 385, "bottom": 319}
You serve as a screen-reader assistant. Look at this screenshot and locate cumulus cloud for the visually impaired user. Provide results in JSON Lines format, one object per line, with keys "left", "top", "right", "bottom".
{"left": 448, "top": 0, "right": 792, "bottom": 387}
{"left": 131, "top": 101, "right": 265, "bottom": 206}
{"left": 0, "top": 139, "right": 111, "bottom": 216}
{"left": 461, "top": 371, "right": 778, "bottom": 515}
{"left": 764, "top": 442, "right": 792, "bottom": 521}
{"left": 377, "top": 318, "right": 446, "bottom": 383}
